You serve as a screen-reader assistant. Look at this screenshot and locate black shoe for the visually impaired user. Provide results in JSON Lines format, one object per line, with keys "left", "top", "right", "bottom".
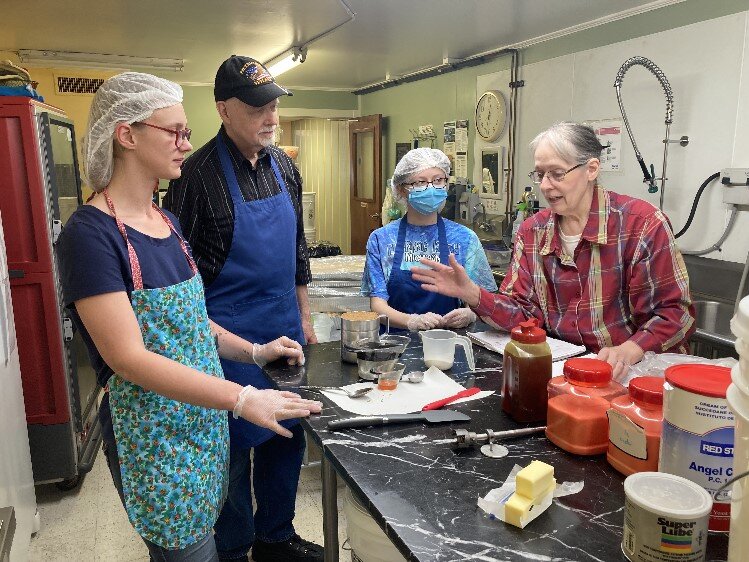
{"left": 218, "top": 556, "right": 250, "bottom": 562}
{"left": 251, "top": 534, "right": 324, "bottom": 562}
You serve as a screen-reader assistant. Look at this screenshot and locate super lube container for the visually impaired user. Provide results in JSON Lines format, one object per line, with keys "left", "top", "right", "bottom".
{"left": 659, "top": 364, "right": 734, "bottom": 533}
{"left": 623, "top": 472, "right": 712, "bottom": 562}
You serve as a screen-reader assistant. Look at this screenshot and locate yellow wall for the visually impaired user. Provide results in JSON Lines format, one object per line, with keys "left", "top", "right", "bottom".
{"left": 292, "top": 119, "right": 351, "bottom": 254}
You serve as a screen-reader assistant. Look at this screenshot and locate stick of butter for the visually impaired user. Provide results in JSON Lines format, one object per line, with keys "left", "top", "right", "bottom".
{"left": 503, "top": 480, "right": 556, "bottom": 528}
{"left": 515, "top": 460, "right": 554, "bottom": 498}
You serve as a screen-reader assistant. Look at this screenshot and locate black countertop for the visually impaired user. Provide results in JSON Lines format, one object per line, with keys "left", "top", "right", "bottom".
{"left": 264, "top": 331, "right": 729, "bottom": 562}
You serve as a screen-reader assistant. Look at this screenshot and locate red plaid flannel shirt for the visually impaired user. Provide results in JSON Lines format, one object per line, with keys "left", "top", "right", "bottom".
{"left": 474, "top": 186, "right": 695, "bottom": 353}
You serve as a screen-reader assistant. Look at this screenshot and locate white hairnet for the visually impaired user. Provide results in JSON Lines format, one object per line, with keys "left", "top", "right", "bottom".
{"left": 83, "top": 72, "right": 183, "bottom": 190}
{"left": 391, "top": 147, "right": 450, "bottom": 197}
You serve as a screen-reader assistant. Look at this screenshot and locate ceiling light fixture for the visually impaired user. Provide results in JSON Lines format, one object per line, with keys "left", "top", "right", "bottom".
{"left": 17, "top": 50, "right": 184, "bottom": 72}
{"left": 266, "top": 46, "right": 307, "bottom": 78}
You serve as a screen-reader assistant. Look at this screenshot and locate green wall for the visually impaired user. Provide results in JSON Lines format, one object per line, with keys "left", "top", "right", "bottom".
{"left": 181, "top": 86, "right": 357, "bottom": 151}
{"left": 361, "top": 0, "right": 749, "bottom": 189}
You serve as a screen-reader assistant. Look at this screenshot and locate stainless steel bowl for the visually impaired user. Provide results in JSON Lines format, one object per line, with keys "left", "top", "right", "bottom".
{"left": 351, "top": 337, "right": 404, "bottom": 380}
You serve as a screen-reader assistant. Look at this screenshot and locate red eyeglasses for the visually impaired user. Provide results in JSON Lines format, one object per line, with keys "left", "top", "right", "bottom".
{"left": 137, "top": 122, "right": 192, "bottom": 148}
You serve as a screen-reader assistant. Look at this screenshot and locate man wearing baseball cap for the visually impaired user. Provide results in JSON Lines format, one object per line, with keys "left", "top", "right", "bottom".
{"left": 163, "top": 55, "right": 321, "bottom": 562}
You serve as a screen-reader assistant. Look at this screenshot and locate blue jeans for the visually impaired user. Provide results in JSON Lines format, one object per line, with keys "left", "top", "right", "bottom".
{"left": 213, "top": 424, "right": 306, "bottom": 559}
{"left": 103, "top": 442, "right": 219, "bottom": 562}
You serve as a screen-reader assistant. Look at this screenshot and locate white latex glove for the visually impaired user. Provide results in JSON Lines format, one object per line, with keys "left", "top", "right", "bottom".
{"left": 252, "top": 336, "right": 305, "bottom": 367}
{"left": 406, "top": 312, "right": 444, "bottom": 332}
{"left": 441, "top": 307, "right": 477, "bottom": 329}
{"left": 233, "top": 386, "right": 322, "bottom": 437}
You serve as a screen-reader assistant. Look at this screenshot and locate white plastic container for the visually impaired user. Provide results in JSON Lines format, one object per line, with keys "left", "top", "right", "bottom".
{"left": 727, "top": 382, "right": 749, "bottom": 562}
{"left": 659, "top": 364, "right": 734, "bottom": 532}
{"left": 419, "top": 329, "right": 475, "bottom": 371}
{"left": 343, "top": 487, "right": 406, "bottom": 562}
{"left": 732, "top": 296, "right": 749, "bottom": 385}
{"left": 622, "top": 472, "right": 712, "bottom": 562}
{"left": 728, "top": 295, "right": 749, "bottom": 561}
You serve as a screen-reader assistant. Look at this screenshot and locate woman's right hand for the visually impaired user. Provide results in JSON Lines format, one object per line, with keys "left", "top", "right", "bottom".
{"left": 411, "top": 253, "right": 481, "bottom": 307}
{"left": 234, "top": 387, "right": 322, "bottom": 437}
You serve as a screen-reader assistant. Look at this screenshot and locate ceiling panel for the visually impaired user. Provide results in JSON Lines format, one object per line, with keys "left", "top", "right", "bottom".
{"left": 2, "top": 0, "right": 682, "bottom": 89}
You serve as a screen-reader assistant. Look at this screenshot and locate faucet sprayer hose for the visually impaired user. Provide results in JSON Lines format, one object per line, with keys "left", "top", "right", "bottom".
{"left": 614, "top": 56, "right": 674, "bottom": 123}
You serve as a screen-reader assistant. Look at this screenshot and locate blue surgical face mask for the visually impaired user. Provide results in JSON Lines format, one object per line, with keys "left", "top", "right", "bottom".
{"left": 408, "top": 187, "right": 448, "bottom": 215}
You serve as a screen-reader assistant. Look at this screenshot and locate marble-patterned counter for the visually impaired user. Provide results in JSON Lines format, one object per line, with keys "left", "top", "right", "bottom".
{"left": 265, "top": 330, "right": 729, "bottom": 562}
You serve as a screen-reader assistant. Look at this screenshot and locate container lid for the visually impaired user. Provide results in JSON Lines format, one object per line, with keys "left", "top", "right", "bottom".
{"left": 732, "top": 295, "right": 749, "bottom": 342}
{"left": 625, "top": 472, "right": 712, "bottom": 518}
{"left": 628, "top": 376, "right": 664, "bottom": 405}
{"left": 664, "top": 364, "right": 732, "bottom": 398}
{"left": 511, "top": 318, "right": 546, "bottom": 344}
{"left": 563, "top": 358, "right": 612, "bottom": 385}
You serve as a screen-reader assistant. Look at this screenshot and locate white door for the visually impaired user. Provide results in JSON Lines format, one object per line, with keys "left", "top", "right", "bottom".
{"left": 0, "top": 210, "right": 38, "bottom": 561}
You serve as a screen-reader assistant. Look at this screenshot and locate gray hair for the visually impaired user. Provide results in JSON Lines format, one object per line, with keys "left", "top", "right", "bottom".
{"left": 529, "top": 122, "right": 604, "bottom": 165}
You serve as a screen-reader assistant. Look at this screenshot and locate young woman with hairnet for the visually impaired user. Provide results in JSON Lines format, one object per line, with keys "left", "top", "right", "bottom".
{"left": 361, "top": 147, "right": 497, "bottom": 332}
{"left": 413, "top": 122, "right": 695, "bottom": 381}
{"left": 57, "top": 72, "right": 321, "bottom": 560}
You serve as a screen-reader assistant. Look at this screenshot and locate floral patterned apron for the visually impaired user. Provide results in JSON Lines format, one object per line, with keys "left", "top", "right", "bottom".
{"left": 104, "top": 190, "right": 228, "bottom": 549}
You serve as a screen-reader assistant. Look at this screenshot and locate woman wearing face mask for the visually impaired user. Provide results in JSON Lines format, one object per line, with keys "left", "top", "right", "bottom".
{"left": 362, "top": 148, "right": 497, "bottom": 332}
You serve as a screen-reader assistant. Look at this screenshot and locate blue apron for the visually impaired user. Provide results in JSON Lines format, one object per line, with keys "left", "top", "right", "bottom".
{"left": 386, "top": 216, "right": 460, "bottom": 333}
{"left": 204, "top": 133, "right": 304, "bottom": 448}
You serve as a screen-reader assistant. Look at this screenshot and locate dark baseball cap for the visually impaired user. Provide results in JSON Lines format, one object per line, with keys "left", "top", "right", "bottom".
{"left": 214, "top": 55, "right": 293, "bottom": 107}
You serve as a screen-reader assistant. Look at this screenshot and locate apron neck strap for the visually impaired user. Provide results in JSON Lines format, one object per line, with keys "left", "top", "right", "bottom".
{"left": 102, "top": 189, "right": 198, "bottom": 290}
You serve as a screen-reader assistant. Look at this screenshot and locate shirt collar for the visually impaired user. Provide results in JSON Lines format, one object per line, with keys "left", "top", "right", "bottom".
{"left": 539, "top": 185, "right": 610, "bottom": 257}
{"left": 219, "top": 126, "right": 269, "bottom": 167}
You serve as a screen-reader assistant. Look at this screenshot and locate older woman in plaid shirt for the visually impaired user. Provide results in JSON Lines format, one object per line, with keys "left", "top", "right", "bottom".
{"left": 413, "top": 122, "right": 695, "bottom": 381}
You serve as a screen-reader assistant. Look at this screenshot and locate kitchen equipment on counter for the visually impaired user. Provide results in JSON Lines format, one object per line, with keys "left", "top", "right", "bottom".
{"left": 422, "top": 387, "right": 480, "bottom": 411}
{"left": 546, "top": 358, "right": 627, "bottom": 455}
{"left": 659, "top": 364, "right": 733, "bottom": 532}
{"left": 353, "top": 338, "right": 405, "bottom": 380}
{"left": 420, "top": 329, "right": 475, "bottom": 371}
{"left": 503, "top": 319, "right": 552, "bottom": 423}
{"left": 401, "top": 371, "right": 425, "bottom": 383}
{"left": 622, "top": 472, "right": 711, "bottom": 562}
{"left": 327, "top": 410, "right": 470, "bottom": 430}
{"left": 607, "top": 376, "right": 664, "bottom": 476}
{"left": 299, "top": 385, "right": 373, "bottom": 398}
{"left": 341, "top": 311, "right": 388, "bottom": 363}
{"left": 447, "top": 426, "right": 547, "bottom": 450}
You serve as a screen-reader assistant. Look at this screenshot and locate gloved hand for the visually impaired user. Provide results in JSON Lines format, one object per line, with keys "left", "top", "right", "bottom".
{"left": 406, "top": 312, "right": 444, "bottom": 332}
{"left": 441, "top": 307, "right": 477, "bottom": 329}
{"left": 252, "top": 336, "right": 305, "bottom": 367}
{"left": 233, "top": 386, "right": 322, "bottom": 437}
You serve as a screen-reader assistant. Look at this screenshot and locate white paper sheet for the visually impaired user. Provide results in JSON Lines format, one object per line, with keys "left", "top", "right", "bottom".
{"left": 467, "top": 330, "right": 586, "bottom": 362}
{"left": 320, "top": 366, "right": 494, "bottom": 415}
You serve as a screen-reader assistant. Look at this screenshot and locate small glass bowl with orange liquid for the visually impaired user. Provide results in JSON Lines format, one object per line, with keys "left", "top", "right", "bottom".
{"left": 373, "top": 363, "right": 405, "bottom": 391}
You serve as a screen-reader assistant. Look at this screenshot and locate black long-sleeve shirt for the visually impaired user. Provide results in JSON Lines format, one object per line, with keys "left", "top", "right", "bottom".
{"left": 163, "top": 127, "right": 311, "bottom": 287}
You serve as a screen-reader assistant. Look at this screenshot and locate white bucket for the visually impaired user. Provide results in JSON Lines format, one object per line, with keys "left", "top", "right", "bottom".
{"left": 622, "top": 472, "right": 712, "bottom": 562}
{"left": 727, "top": 383, "right": 749, "bottom": 561}
{"left": 732, "top": 296, "right": 749, "bottom": 379}
{"left": 659, "top": 365, "right": 734, "bottom": 532}
{"left": 342, "top": 487, "right": 407, "bottom": 562}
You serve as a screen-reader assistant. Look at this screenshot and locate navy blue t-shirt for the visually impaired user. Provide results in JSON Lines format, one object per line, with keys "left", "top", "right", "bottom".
{"left": 58, "top": 205, "right": 195, "bottom": 443}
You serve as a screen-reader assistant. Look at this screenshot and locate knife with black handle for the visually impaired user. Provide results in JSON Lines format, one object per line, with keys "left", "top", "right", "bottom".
{"left": 327, "top": 410, "right": 470, "bottom": 430}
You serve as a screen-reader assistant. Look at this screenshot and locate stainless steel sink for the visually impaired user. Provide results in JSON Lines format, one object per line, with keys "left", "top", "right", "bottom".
{"left": 693, "top": 300, "right": 734, "bottom": 340}
{"left": 690, "top": 300, "right": 737, "bottom": 358}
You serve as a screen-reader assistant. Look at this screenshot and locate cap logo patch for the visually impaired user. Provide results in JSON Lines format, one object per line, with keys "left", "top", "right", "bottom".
{"left": 240, "top": 62, "right": 273, "bottom": 85}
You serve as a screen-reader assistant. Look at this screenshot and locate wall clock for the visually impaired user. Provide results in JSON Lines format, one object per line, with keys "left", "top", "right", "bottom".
{"left": 475, "top": 90, "right": 507, "bottom": 142}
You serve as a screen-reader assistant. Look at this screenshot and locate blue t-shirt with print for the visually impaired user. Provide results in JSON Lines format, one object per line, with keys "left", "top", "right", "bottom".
{"left": 58, "top": 205, "right": 196, "bottom": 443}
{"left": 361, "top": 217, "right": 497, "bottom": 300}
